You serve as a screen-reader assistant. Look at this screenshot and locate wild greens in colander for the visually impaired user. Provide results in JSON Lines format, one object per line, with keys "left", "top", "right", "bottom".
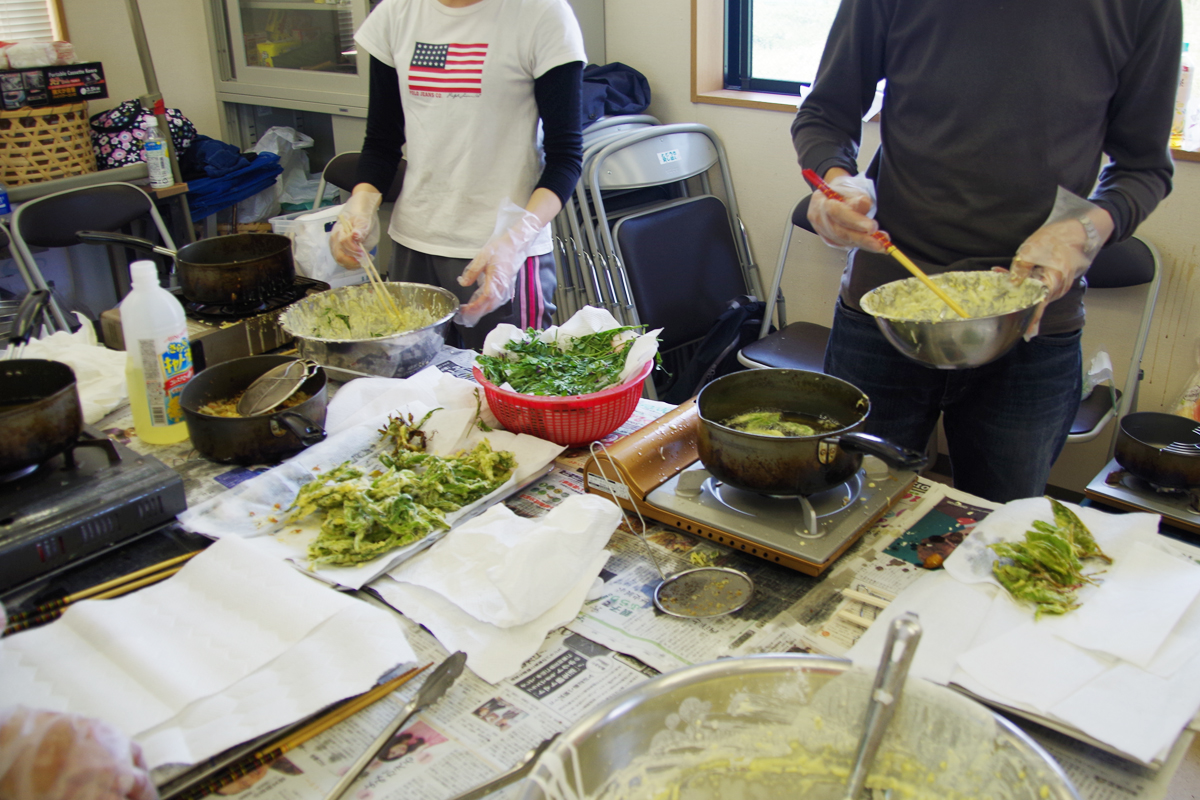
{"left": 476, "top": 327, "right": 645, "bottom": 396}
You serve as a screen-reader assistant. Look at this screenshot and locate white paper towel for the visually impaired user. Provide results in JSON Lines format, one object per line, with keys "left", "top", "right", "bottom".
{"left": 0, "top": 537, "right": 416, "bottom": 769}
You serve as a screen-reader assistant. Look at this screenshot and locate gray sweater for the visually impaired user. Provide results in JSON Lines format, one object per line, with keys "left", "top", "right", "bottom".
{"left": 792, "top": 0, "right": 1179, "bottom": 333}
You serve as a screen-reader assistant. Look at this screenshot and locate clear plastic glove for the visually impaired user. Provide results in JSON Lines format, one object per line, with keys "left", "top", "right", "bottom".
{"left": 329, "top": 186, "right": 382, "bottom": 270}
{"left": 0, "top": 707, "right": 157, "bottom": 800}
{"left": 1008, "top": 187, "right": 1107, "bottom": 338}
{"left": 806, "top": 172, "right": 886, "bottom": 252}
{"left": 456, "top": 201, "right": 543, "bottom": 327}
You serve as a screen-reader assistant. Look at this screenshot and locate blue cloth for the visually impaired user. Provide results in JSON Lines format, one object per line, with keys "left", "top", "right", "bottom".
{"left": 823, "top": 301, "right": 1082, "bottom": 503}
{"left": 180, "top": 135, "right": 247, "bottom": 179}
{"left": 185, "top": 153, "right": 283, "bottom": 221}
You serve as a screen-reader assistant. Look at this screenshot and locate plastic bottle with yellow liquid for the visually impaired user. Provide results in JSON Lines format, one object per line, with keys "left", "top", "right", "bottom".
{"left": 121, "top": 260, "right": 193, "bottom": 444}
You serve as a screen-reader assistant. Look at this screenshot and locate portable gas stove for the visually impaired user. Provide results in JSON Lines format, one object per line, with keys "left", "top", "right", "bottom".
{"left": 1085, "top": 458, "right": 1200, "bottom": 536}
{"left": 583, "top": 400, "right": 918, "bottom": 576}
{"left": 0, "top": 431, "right": 186, "bottom": 592}
{"left": 99, "top": 277, "right": 331, "bottom": 370}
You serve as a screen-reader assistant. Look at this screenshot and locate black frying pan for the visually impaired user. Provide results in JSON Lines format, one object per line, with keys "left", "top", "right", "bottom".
{"left": 1114, "top": 412, "right": 1200, "bottom": 489}
{"left": 76, "top": 231, "right": 295, "bottom": 305}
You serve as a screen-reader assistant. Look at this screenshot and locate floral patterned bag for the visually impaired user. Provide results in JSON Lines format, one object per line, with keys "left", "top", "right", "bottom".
{"left": 89, "top": 100, "right": 197, "bottom": 170}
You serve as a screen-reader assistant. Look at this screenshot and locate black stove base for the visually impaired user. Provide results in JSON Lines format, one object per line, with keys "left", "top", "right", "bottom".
{"left": 0, "top": 433, "right": 187, "bottom": 594}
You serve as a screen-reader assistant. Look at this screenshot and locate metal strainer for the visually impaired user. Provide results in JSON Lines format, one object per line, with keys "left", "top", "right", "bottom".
{"left": 236, "top": 358, "right": 319, "bottom": 417}
{"left": 588, "top": 442, "right": 754, "bottom": 618}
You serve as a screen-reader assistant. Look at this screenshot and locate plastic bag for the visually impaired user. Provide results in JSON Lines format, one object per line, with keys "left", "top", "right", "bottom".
{"left": 1171, "top": 340, "right": 1200, "bottom": 421}
{"left": 281, "top": 203, "right": 363, "bottom": 284}
{"left": 238, "top": 126, "right": 313, "bottom": 223}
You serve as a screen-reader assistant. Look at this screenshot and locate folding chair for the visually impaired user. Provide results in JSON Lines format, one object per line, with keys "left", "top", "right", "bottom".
{"left": 9, "top": 182, "right": 176, "bottom": 332}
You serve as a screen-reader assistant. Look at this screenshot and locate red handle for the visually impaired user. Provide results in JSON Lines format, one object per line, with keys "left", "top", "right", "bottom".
{"left": 803, "top": 168, "right": 894, "bottom": 250}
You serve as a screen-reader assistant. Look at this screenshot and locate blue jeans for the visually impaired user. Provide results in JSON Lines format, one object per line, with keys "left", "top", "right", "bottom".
{"left": 824, "top": 302, "right": 1082, "bottom": 503}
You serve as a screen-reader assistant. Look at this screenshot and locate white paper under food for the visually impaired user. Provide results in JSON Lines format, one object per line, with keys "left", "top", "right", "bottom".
{"left": 177, "top": 368, "right": 564, "bottom": 590}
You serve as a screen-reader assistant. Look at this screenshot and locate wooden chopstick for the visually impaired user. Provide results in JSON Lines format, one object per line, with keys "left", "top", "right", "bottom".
{"left": 841, "top": 588, "right": 892, "bottom": 609}
{"left": 358, "top": 250, "right": 405, "bottom": 325}
{"left": 801, "top": 168, "right": 970, "bottom": 319}
{"left": 3, "top": 551, "right": 202, "bottom": 635}
{"left": 167, "top": 663, "right": 429, "bottom": 800}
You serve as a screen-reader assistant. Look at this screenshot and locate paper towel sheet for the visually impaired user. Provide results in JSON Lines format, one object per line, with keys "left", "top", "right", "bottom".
{"left": 137, "top": 599, "right": 414, "bottom": 769}
{"left": 178, "top": 368, "right": 564, "bottom": 590}
{"left": 371, "top": 551, "right": 609, "bottom": 685}
{"left": 0, "top": 537, "right": 416, "bottom": 770}
{"left": 386, "top": 495, "right": 621, "bottom": 628}
{"left": 853, "top": 498, "right": 1200, "bottom": 764}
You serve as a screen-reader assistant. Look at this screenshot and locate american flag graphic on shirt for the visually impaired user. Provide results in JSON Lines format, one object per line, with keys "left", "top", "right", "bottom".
{"left": 408, "top": 42, "right": 486, "bottom": 96}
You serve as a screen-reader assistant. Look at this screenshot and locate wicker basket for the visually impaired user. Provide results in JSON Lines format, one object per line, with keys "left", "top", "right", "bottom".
{"left": 0, "top": 103, "right": 96, "bottom": 185}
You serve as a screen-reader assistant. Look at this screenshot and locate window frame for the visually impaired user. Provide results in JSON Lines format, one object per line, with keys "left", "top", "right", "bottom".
{"left": 0, "top": 0, "right": 67, "bottom": 42}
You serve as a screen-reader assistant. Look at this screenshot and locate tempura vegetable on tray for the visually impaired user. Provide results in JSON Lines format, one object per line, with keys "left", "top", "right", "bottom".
{"left": 288, "top": 410, "right": 517, "bottom": 567}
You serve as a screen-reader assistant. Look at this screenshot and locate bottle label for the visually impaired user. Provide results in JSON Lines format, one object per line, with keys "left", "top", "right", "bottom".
{"left": 145, "top": 139, "right": 173, "bottom": 189}
{"left": 136, "top": 333, "right": 193, "bottom": 426}
{"left": 0, "top": 191, "right": 9, "bottom": 217}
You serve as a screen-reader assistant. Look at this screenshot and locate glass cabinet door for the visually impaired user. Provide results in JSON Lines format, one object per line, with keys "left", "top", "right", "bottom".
{"left": 218, "top": 0, "right": 376, "bottom": 109}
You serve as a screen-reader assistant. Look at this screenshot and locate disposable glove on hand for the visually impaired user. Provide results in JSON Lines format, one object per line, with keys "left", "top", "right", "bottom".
{"left": 806, "top": 173, "right": 885, "bottom": 252}
{"left": 0, "top": 707, "right": 158, "bottom": 800}
{"left": 329, "top": 187, "right": 382, "bottom": 270}
{"left": 456, "top": 204, "right": 543, "bottom": 327}
{"left": 1008, "top": 187, "right": 1106, "bottom": 338}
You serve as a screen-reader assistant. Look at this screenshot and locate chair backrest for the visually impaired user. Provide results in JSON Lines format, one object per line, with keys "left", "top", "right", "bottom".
{"left": 313, "top": 152, "right": 406, "bottom": 209}
{"left": 9, "top": 182, "right": 175, "bottom": 332}
{"left": 1068, "top": 234, "right": 1161, "bottom": 455}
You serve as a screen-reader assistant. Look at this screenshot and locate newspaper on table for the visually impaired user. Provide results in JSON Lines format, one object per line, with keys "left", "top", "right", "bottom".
{"left": 119, "top": 387, "right": 1195, "bottom": 800}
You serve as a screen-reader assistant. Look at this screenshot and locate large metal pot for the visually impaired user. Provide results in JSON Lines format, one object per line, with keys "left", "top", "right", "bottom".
{"left": 181, "top": 355, "right": 327, "bottom": 465}
{"left": 519, "top": 654, "right": 1080, "bottom": 800}
{"left": 696, "top": 369, "right": 927, "bottom": 496}
{"left": 279, "top": 282, "right": 458, "bottom": 378}
{"left": 1114, "top": 411, "right": 1200, "bottom": 489}
{"left": 76, "top": 231, "right": 295, "bottom": 305}
{"left": 0, "top": 359, "right": 83, "bottom": 474}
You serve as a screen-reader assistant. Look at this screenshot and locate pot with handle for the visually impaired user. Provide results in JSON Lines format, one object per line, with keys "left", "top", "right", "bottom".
{"left": 0, "top": 359, "right": 83, "bottom": 475}
{"left": 1114, "top": 411, "right": 1200, "bottom": 489}
{"left": 696, "top": 369, "right": 927, "bottom": 497}
{"left": 76, "top": 231, "right": 295, "bottom": 305}
{"left": 181, "top": 354, "right": 327, "bottom": 465}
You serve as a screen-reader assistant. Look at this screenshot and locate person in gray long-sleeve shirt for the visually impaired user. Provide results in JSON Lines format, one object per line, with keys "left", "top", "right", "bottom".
{"left": 792, "top": 0, "right": 1179, "bottom": 502}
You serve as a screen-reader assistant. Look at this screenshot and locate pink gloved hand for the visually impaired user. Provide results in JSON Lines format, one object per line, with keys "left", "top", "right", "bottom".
{"left": 806, "top": 172, "right": 885, "bottom": 252}
{"left": 456, "top": 207, "right": 543, "bottom": 327}
{"left": 0, "top": 707, "right": 158, "bottom": 800}
{"left": 329, "top": 185, "right": 382, "bottom": 269}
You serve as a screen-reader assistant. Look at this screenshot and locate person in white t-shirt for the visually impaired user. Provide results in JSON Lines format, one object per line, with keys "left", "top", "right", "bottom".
{"left": 330, "top": 0, "right": 586, "bottom": 349}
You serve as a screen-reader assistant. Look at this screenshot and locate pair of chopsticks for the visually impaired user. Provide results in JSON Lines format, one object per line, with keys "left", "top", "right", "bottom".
{"left": 2, "top": 550, "right": 202, "bottom": 636}
{"left": 357, "top": 250, "right": 405, "bottom": 327}
{"left": 165, "top": 663, "right": 429, "bottom": 800}
{"left": 802, "top": 169, "right": 970, "bottom": 319}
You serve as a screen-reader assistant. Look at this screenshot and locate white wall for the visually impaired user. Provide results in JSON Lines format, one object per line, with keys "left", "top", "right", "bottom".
{"left": 61, "top": 0, "right": 1200, "bottom": 493}
{"left": 62, "top": 0, "right": 222, "bottom": 137}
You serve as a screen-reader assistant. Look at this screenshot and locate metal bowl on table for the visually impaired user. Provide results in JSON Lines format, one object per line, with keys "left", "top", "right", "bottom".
{"left": 279, "top": 282, "right": 458, "bottom": 378}
{"left": 519, "top": 654, "right": 1080, "bottom": 800}
{"left": 860, "top": 271, "right": 1048, "bottom": 369}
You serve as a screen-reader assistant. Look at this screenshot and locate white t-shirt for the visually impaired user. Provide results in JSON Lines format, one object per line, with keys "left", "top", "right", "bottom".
{"left": 355, "top": 0, "right": 585, "bottom": 259}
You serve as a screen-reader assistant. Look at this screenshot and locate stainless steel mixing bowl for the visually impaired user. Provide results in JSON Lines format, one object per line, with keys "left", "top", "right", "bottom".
{"left": 860, "top": 274, "right": 1048, "bottom": 369}
{"left": 279, "top": 282, "right": 458, "bottom": 378}
{"left": 518, "top": 654, "right": 1079, "bottom": 800}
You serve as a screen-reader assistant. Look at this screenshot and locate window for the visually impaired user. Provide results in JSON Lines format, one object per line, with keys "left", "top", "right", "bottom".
{"left": 724, "top": 0, "right": 839, "bottom": 95}
{"left": 0, "top": 0, "right": 64, "bottom": 42}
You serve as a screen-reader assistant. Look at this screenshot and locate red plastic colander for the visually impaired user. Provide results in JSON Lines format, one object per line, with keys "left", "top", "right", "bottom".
{"left": 472, "top": 360, "right": 654, "bottom": 447}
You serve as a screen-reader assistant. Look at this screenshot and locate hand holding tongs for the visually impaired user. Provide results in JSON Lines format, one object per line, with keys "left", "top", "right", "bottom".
{"left": 803, "top": 169, "right": 970, "bottom": 319}
{"left": 324, "top": 651, "right": 467, "bottom": 800}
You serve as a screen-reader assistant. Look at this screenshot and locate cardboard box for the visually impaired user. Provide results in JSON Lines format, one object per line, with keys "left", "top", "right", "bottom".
{"left": 0, "top": 62, "right": 106, "bottom": 111}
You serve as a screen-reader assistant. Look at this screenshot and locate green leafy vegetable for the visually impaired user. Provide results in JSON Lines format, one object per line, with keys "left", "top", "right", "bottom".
{"left": 476, "top": 326, "right": 649, "bottom": 396}
{"left": 989, "top": 498, "right": 1109, "bottom": 619}
{"left": 288, "top": 412, "right": 516, "bottom": 567}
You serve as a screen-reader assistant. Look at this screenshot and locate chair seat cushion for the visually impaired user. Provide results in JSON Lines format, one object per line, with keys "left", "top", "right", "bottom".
{"left": 1071, "top": 387, "right": 1120, "bottom": 436}
{"left": 739, "top": 321, "right": 831, "bottom": 373}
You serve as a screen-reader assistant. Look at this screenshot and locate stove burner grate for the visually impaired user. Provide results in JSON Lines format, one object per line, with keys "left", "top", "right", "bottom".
{"left": 176, "top": 277, "right": 330, "bottom": 322}
{"left": 1106, "top": 468, "right": 1200, "bottom": 514}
